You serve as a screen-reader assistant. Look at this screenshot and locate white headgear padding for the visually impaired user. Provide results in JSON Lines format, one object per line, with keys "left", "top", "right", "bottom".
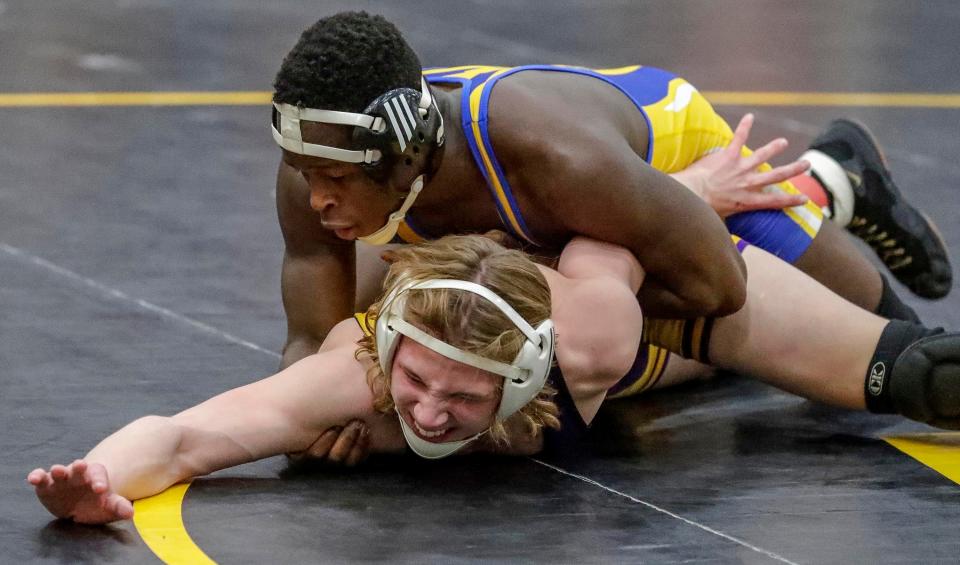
{"left": 376, "top": 279, "right": 555, "bottom": 458}
{"left": 271, "top": 77, "right": 441, "bottom": 162}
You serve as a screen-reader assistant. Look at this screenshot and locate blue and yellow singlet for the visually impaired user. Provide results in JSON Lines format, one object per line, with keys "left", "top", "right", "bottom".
{"left": 401, "top": 64, "right": 823, "bottom": 263}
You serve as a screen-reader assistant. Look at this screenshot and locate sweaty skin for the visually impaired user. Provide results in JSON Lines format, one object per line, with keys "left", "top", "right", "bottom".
{"left": 277, "top": 71, "right": 751, "bottom": 368}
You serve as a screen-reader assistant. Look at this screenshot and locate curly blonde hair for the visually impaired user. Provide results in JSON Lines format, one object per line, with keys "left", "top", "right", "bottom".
{"left": 356, "top": 235, "right": 561, "bottom": 445}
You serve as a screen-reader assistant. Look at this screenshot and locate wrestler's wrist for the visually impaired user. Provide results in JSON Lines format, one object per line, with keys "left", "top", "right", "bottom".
{"left": 669, "top": 170, "right": 706, "bottom": 200}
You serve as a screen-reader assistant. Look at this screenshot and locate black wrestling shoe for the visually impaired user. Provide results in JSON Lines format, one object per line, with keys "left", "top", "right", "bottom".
{"left": 808, "top": 119, "right": 953, "bottom": 299}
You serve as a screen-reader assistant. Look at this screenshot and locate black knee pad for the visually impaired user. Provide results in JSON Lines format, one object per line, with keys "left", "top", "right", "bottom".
{"left": 890, "top": 333, "right": 960, "bottom": 429}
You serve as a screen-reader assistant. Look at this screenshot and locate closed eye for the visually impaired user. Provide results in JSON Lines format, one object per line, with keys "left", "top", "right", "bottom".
{"left": 452, "top": 393, "right": 486, "bottom": 403}
{"left": 405, "top": 372, "right": 425, "bottom": 387}
{"left": 301, "top": 167, "right": 351, "bottom": 182}
{"left": 324, "top": 168, "right": 351, "bottom": 179}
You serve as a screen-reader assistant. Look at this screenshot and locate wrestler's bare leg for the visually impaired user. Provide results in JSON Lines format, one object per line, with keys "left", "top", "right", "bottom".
{"left": 709, "top": 245, "right": 885, "bottom": 409}
{"left": 646, "top": 244, "right": 884, "bottom": 408}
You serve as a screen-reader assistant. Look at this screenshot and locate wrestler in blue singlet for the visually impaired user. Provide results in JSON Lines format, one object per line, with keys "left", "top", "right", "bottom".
{"left": 409, "top": 64, "right": 821, "bottom": 263}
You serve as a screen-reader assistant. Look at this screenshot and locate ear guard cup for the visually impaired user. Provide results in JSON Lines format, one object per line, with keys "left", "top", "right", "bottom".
{"left": 354, "top": 86, "right": 442, "bottom": 187}
{"left": 496, "top": 319, "right": 555, "bottom": 420}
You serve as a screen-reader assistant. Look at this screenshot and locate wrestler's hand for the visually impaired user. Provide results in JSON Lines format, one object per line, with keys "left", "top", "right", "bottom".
{"left": 671, "top": 113, "right": 810, "bottom": 217}
{"left": 27, "top": 460, "right": 134, "bottom": 524}
{"left": 287, "top": 420, "right": 370, "bottom": 467}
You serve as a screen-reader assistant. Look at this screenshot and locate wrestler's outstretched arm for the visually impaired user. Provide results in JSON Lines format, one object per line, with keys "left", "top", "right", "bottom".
{"left": 28, "top": 323, "right": 385, "bottom": 524}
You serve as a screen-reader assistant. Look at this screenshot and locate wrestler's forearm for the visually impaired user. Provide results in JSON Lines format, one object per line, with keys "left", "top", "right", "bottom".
{"left": 279, "top": 252, "right": 355, "bottom": 370}
{"left": 84, "top": 415, "right": 195, "bottom": 501}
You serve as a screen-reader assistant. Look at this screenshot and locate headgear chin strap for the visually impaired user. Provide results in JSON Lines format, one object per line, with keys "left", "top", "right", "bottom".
{"left": 271, "top": 77, "right": 444, "bottom": 245}
{"left": 356, "top": 174, "right": 424, "bottom": 245}
{"left": 376, "top": 279, "right": 555, "bottom": 459}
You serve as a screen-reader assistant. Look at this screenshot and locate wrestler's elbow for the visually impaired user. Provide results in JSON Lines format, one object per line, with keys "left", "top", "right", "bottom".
{"left": 702, "top": 263, "right": 747, "bottom": 317}
{"left": 712, "top": 282, "right": 747, "bottom": 317}
{"left": 678, "top": 266, "right": 746, "bottom": 317}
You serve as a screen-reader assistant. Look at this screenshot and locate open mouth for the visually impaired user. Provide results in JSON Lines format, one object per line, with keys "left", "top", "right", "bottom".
{"left": 411, "top": 419, "right": 450, "bottom": 441}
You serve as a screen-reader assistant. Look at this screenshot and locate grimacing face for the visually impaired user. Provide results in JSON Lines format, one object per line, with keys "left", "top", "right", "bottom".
{"left": 389, "top": 337, "right": 503, "bottom": 444}
{"left": 282, "top": 122, "right": 400, "bottom": 241}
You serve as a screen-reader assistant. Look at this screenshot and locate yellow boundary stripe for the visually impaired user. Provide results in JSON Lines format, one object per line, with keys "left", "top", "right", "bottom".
{"left": 885, "top": 433, "right": 960, "bottom": 485}
{"left": 2, "top": 90, "right": 960, "bottom": 108}
{"left": 133, "top": 482, "right": 217, "bottom": 565}
{"left": 0, "top": 92, "right": 270, "bottom": 106}
{"left": 702, "top": 91, "right": 960, "bottom": 108}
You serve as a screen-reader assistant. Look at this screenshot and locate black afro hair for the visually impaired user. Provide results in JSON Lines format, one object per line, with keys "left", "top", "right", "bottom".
{"left": 273, "top": 11, "right": 423, "bottom": 112}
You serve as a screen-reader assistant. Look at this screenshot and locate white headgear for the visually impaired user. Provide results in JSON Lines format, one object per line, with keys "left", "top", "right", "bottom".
{"left": 376, "top": 279, "right": 555, "bottom": 459}
{"left": 271, "top": 78, "right": 444, "bottom": 245}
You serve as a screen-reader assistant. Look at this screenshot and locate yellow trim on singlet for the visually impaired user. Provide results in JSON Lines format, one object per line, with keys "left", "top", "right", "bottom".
{"left": 608, "top": 344, "right": 670, "bottom": 399}
{"left": 433, "top": 65, "right": 508, "bottom": 80}
{"left": 354, "top": 312, "right": 373, "bottom": 337}
{"left": 593, "top": 65, "right": 643, "bottom": 76}
{"left": 396, "top": 221, "right": 426, "bottom": 244}
{"left": 466, "top": 70, "right": 531, "bottom": 240}
{"left": 648, "top": 346, "right": 670, "bottom": 389}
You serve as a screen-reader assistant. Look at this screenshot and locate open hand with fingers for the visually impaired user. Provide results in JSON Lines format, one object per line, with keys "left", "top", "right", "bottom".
{"left": 27, "top": 460, "right": 134, "bottom": 524}
{"left": 671, "top": 113, "right": 811, "bottom": 217}
{"left": 287, "top": 420, "right": 371, "bottom": 467}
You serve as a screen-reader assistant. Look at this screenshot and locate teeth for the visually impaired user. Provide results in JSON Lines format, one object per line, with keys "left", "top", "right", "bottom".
{"left": 413, "top": 421, "right": 447, "bottom": 438}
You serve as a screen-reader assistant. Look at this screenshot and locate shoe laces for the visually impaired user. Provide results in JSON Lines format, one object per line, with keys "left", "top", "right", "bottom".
{"left": 849, "top": 216, "right": 914, "bottom": 270}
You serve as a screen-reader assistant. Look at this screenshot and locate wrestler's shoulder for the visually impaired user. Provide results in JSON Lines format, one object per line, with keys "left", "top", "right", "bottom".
{"left": 483, "top": 78, "right": 590, "bottom": 169}
{"left": 321, "top": 318, "right": 367, "bottom": 351}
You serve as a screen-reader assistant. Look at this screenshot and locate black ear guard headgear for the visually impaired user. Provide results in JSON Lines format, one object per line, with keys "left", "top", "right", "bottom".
{"left": 271, "top": 78, "right": 445, "bottom": 244}
{"left": 354, "top": 84, "right": 444, "bottom": 186}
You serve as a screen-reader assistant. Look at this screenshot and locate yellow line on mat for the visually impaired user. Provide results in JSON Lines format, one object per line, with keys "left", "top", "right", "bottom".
{"left": 0, "top": 91, "right": 270, "bottom": 106}
{"left": 885, "top": 433, "right": 960, "bottom": 485}
{"left": 133, "top": 482, "right": 217, "bottom": 565}
{"left": 702, "top": 91, "right": 960, "bottom": 108}
{"left": 1, "top": 90, "right": 960, "bottom": 108}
